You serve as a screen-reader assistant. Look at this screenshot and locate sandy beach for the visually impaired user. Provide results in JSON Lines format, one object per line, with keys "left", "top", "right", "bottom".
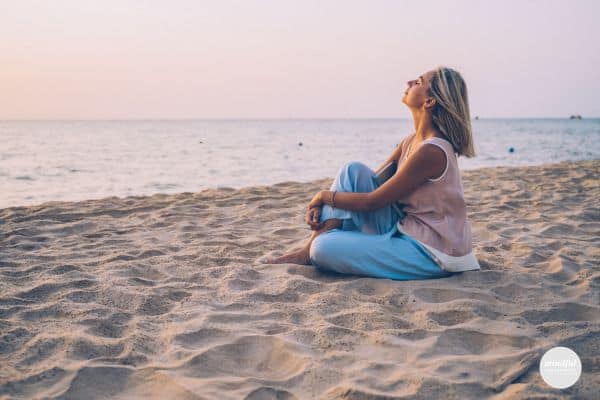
{"left": 0, "top": 159, "right": 598, "bottom": 399}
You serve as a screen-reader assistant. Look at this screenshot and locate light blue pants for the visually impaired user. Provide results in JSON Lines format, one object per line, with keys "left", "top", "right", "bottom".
{"left": 309, "top": 161, "right": 453, "bottom": 281}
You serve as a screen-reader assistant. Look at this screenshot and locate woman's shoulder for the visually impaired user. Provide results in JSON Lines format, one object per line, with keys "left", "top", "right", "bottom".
{"left": 399, "top": 132, "right": 417, "bottom": 151}
{"left": 425, "top": 135, "right": 456, "bottom": 152}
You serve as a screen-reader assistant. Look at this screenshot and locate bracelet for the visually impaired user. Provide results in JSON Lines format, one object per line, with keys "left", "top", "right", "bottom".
{"left": 331, "top": 190, "right": 337, "bottom": 209}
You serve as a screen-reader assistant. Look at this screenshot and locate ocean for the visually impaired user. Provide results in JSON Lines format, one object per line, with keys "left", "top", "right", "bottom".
{"left": 1, "top": 118, "right": 599, "bottom": 209}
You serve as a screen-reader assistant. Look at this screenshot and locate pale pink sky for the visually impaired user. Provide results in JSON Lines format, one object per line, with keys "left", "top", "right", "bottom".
{"left": 1, "top": 0, "right": 599, "bottom": 119}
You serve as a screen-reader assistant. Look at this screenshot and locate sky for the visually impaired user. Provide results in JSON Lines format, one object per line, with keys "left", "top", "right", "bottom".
{"left": 1, "top": 0, "right": 599, "bottom": 119}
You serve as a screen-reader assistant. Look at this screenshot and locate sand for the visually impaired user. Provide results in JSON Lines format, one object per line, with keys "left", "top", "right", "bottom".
{"left": 0, "top": 159, "right": 598, "bottom": 399}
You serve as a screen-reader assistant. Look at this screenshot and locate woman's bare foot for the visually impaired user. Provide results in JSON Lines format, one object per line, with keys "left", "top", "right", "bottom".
{"left": 258, "top": 218, "right": 343, "bottom": 265}
{"left": 267, "top": 246, "right": 311, "bottom": 265}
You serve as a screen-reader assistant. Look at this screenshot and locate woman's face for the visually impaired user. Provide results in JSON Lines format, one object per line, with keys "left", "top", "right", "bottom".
{"left": 402, "top": 69, "right": 437, "bottom": 110}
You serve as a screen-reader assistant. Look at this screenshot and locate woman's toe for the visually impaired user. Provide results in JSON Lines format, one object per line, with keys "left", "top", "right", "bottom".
{"left": 256, "top": 251, "right": 281, "bottom": 264}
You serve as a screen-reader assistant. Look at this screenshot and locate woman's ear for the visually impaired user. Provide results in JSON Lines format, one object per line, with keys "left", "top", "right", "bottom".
{"left": 424, "top": 97, "right": 437, "bottom": 110}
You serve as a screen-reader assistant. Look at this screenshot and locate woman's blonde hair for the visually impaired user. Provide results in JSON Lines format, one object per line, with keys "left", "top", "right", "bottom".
{"left": 428, "top": 67, "right": 476, "bottom": 157}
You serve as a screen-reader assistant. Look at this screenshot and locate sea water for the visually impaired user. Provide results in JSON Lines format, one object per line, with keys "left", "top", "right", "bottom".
{"left": 1, "top": 118, "right": 599, "bottom": 208}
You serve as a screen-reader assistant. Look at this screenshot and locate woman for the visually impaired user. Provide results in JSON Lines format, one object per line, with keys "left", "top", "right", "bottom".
{"left": 260, "top": 66, "right": 481, "bottom": 280}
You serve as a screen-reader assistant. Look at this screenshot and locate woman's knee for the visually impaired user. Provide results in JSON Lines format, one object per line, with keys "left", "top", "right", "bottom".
{"left": 341, "top": 161, "right": 372, "bottom": 177}
{"left": 309, "top": 233, "right": 336, "bottom": 268}
{"left": 335, "top": 161, "right": 376, "bottom": 192}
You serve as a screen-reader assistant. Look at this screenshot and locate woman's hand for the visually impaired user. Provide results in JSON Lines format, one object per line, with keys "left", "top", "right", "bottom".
{"left": 305, "top": 206, "right": 322, "bottom": 230}
{"left": 307, "top": 190, "right": 326, "bottom": 209}
{"left": 306, "top": 191, "right": 326, "bottom": 230}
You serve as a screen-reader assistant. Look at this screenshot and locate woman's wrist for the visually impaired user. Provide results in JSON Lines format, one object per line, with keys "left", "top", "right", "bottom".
{"left": 322, "top": 190, "right": 336, "bottom": 207}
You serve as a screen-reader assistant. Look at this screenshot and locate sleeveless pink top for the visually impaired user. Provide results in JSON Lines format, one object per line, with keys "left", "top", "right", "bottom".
{"left": 396, "top": 133, "right": 474, "bottom": 259}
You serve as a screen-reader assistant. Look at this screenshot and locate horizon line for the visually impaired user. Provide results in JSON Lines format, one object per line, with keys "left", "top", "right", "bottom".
{"left": 1, "top": 116, "right": 598, "bottom": 122}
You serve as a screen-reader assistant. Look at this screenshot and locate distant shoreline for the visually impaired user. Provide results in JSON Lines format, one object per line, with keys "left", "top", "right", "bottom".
{"left": 2, "top": 158, "right": 597, "bottom": 212}
{"left": 1, "top": 117, "right": 599, "bottom": 122}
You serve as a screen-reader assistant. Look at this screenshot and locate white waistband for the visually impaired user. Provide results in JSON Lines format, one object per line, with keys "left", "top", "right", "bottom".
{"left": 396, "top": 222, "right": 481, "bottom": 273}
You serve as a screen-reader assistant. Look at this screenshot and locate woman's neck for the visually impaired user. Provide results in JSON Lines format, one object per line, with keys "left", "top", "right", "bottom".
{"left": 410, "top": 108, "right": 442, "bottom": 141}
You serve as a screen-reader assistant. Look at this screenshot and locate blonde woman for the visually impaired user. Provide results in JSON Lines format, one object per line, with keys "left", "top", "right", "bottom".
{"left": 260, "top": 67, "right": 481, "bottom": 280}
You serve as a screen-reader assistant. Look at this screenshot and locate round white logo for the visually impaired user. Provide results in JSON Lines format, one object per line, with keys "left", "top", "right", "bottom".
{"left": 539, "top": 346, "right": 582, "bottom": 389}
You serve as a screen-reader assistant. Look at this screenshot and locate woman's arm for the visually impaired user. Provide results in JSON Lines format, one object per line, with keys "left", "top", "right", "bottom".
{"left": 315, "top": 143, "right": 446, "bottom": 212}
